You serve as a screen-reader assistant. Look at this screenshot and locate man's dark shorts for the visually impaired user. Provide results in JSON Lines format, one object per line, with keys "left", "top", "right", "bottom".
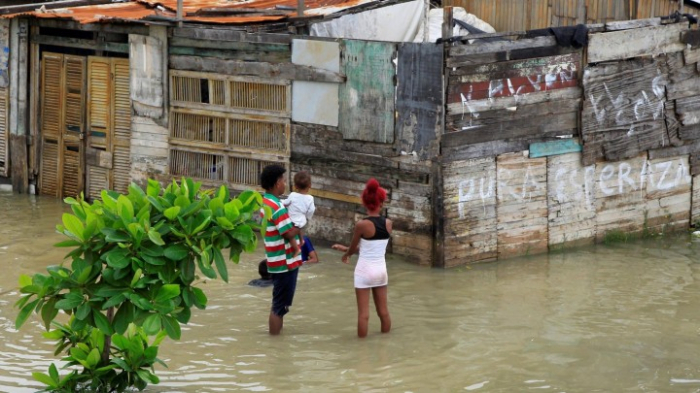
{"left": 271, "top": 267, "right": 299, "bottom": 317}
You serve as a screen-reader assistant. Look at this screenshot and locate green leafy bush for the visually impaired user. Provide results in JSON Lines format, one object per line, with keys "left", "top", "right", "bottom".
{"left": 15, "top": 178, "right": 266, "bottom": 392}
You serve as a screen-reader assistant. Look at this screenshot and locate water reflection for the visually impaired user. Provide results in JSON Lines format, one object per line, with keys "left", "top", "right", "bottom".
{"left": 2, "top": 191, "right": 700, "bottom": 391}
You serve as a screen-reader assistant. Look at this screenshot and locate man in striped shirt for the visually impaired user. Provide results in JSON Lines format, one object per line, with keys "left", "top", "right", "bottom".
{"left": 260, "top": 164, "right": 302, "bottom": 335}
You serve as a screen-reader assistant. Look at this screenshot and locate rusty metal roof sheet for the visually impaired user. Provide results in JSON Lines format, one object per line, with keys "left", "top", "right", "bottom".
{"left": 2, "top": 0, "right": 379, "bottom": 24}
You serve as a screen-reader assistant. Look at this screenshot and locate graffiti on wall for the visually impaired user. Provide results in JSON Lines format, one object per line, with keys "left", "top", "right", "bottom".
{"left": 456, "top": 156, "right": 690, "bottom": 219}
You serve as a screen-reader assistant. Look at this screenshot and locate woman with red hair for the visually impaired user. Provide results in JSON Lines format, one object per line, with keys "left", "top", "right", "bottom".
{"left": 332, "top": 178, "right": 392, "bottom": 338}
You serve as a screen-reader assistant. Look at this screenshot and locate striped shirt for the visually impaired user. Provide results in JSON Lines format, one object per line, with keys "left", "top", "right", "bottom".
{"left": 262, "top": 193, "right": 302, "bottom": 273}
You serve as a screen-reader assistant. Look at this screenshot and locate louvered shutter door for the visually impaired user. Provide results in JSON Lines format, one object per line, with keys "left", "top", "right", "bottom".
{"left": 0, "top": 87, "right": 8, "bottom": 177}
{"left": 61, "top": 55, "right": 86, "bottom": 198}
{"left": 112, "top": 59, "right": 131, "bottom": 194}
{"left": 39, "top": 53, "right": 64, "bottom": 197}
{"left": 85, "top": 57, "right": 112, "bottom": 200}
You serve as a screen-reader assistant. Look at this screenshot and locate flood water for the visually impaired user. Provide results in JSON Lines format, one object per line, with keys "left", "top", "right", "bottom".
{"left": 2, "top": 192, "right": 700, "bottom": 392}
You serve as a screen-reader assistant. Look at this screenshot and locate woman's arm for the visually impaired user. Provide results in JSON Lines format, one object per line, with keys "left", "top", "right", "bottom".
{"left": 341, "top": 221, "right": 365, "bottom": 264}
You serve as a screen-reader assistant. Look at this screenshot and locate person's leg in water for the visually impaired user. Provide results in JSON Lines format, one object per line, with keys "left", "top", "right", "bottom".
{"left": 372, "top": 285, "right": 391, "bottom": 333}
{"left": 269, "top": 312, "right": 283, "bottom": 335}
{"left": 269, "top": 269, "right": 298, "bottom": 335}
{"left": 355, "top": 288, "right": 371, "bottom": 338}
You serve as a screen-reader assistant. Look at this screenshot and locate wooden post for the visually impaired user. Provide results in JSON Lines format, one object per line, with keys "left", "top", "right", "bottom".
{"left": 176, "top": 0, "right": 183, "bottom": 27}
{"left": 681, "top": 0, "right": 685, "bottom": 14}
{"left": 431, "top": 7, "right": 452, "bottom": 269}
{"left": 297, "top": 0, "right": 304, "bottom": 17}
{"left": 9, "top": 18, "right": 29, "bottom": 194}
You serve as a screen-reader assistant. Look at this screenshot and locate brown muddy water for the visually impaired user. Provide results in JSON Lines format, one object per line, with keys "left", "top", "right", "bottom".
{"left": 2, "top": 192, "right": 700, "bottom": 392}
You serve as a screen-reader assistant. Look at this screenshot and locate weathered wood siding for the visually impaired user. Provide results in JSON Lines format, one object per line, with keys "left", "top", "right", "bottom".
{"left": 442, "top": 20, "right": 699, "bottom": 265}
{"left": 294, "top": 41, "right": 441, "bottom": 265}
{"left": 444, "top": 0, "right": 680, "bottom": 32}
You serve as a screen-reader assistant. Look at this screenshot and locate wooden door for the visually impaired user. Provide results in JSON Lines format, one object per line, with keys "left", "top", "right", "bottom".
{"left": 39, "top": 52, "right": 86, "bottom": 198}
{"left": 85, "top": 56, "right": 131, "bottom": 200}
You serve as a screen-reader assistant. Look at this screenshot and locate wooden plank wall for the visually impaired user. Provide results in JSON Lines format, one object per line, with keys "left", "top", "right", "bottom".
{"left": 443, "top": 20, "right": 698, "bottom": 265}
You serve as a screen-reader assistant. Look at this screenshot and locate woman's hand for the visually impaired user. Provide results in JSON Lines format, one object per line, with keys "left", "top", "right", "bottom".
{"left": 332, "top": 244, "right": 348, "bottom": 252}
{"left": 341, "top": 253, "right": 350, "bottom": 264}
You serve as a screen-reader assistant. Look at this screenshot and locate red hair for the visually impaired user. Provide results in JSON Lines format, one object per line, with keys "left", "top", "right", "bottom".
{"left": 361, "top": 178, "right": 387, "bottom": 211}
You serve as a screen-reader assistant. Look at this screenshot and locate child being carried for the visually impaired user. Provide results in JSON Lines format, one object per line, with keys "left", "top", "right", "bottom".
{"left": 282, "top": 171, "right": 316, "bottom": 247}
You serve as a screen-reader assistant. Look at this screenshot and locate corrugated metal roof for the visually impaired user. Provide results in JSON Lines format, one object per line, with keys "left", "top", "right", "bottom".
{"left": 2, "top": 0, "right": 379, "bottom": 24}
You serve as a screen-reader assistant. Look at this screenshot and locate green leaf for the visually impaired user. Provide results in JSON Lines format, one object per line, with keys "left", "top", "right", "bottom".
{"left": 180, "top": 259, "right": 195, "bottom": 284}
{"left": 86, "top": 348, "right": 101, "bottom": 368}
{"left": 155, "top": 285, "right": 180, "bottom": 303}
{"left": 197, "top": 255, "right": 217, "bottom": 279}
{"left": 147, "top": 229, "right": 165, "bottom": 246}
{"left": 164, "top": 206, "right": 181, "bottom": 221}
{"left": 102, "top": 248, "right": 131, "bottom": 269}
{"left": 174, "top": 195, "right": 190, "bottom": 208}
{"left": 224, "top": 201, "right": 240, "bottom": 222}
{"left": 55, "top": 292, "right": 84, "bottom": 310}
{"left": 142, "top": 255, "right": 166, "bottom": 266}
{"left": 164, "top": 244, "right": 189, "bottom": 261}
{"left": 147, "top": 179, "right": 161, "bottom": 197}
{"left": 140, "top": 242, "right": 164, "bottom": 257}
{"left": 32, "top": 372, "right": 57, "bottom": 388}
{"left": 40, "top": 299, "right": 59, "bottom": 331}
{"left": 102, "top": 294, "right": 126, "bottom": 310}
{"left": 75, "top": 265, "right": 93, "bottom": 285}
{"left": 48, "top": 363, "right": 59, "bottom": 383}
{"left": 212, "top": 247, "right": 228, "bottom": 283}
{"left": 215, "top": 216, "right": 234, "bottom": 230}
{"left": 18, "top": 274, "right": 32, "bottom": 287}
{"left": 232, "top": 224, "right": 255, "bottom": 244}
{"left": 161, "top": 315, "right": 181, "bottom": 340}
{"left": 75, "top": 303, "right": 91, "bottom": 321}
{"left": 113, "top": 303, "right": 134, "bottom": 335}
{"left": 62, "top": 213, "right": 85, "bottom": 242}
{"left": 130, "top": 269, "right": 142, "bottom": 288}
{"left": 93, "top": 311, "right": 114, "bottom": 335}
{"left": 147, "top": 196, "right": 164, "bottom": 212}
{"left": 142, "top": 314, "right": 162, "bottom": 335}
{"left": 101, "top": 228, "right": 131, "bottom": 243}
{"left": 54, "top": 239, "right": 82, "bottom": 248}
{"left": 117, "top": 195, "right": 135, "bottom": 225}
{"left": 136, "top": 369, "right": 160, "bottom": 384}
{"left": 191, "top": 287, "right": 208, "bottom": 309}
{"left": 15, "top": 298, "right": 39, "bottom": 329}
{"left": 111, "top": 357, "right": 132, "bottom": 372}
{"left": 208, "top": 198, "right": 224, "bottom": 215}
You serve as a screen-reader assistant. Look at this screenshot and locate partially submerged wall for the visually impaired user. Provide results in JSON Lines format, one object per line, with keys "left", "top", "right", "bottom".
{"left": 442, "top": 19, "right": 698, "bottom": 266}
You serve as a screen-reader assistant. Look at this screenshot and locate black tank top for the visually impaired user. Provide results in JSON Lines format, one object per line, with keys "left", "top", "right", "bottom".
{"left": 362, "top": 216, "right": 390, "bottom": 240}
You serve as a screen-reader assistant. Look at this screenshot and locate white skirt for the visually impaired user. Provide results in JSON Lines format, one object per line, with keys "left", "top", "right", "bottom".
{"left": 354, "top": 257, "right": 388, "bottom": 288}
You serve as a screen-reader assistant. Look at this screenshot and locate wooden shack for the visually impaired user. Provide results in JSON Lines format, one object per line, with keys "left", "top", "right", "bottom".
{"left": 2, "top": 0, "right": 700, "bottom": 268}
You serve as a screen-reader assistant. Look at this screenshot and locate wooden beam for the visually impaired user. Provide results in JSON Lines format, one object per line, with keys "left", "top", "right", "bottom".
{"left": 169, "top": 55, "right": 345, "bottom": 82}
{"left": 9, "top": 19, "right": 29, "bottom": 193}
{"left": 170, "top": 36, "right": 289, "bottom": 51}
{"left": 310, "top": 188, "right": 362, "bottom": 205}
{"left": 31, "top": 34, "right": 129, "bottom": 53}
{"left": 172, "top": 27, "right": 292, "bottom": 44}
{"left": 32, "top": 18, "right": 149, "bottom": 35}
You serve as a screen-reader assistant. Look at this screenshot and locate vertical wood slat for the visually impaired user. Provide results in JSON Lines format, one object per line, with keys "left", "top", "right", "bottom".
{"left": 87, "top": 57, "right": 112, "bottom": 150}
{"left": 112, "top": 58, "right": 131, "bottom": 194}
{"left": 62, "top": 55, "right": 86, "bottom": 199}
{"left": 39, "top": 53, "right": 64, "bottom": 197}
